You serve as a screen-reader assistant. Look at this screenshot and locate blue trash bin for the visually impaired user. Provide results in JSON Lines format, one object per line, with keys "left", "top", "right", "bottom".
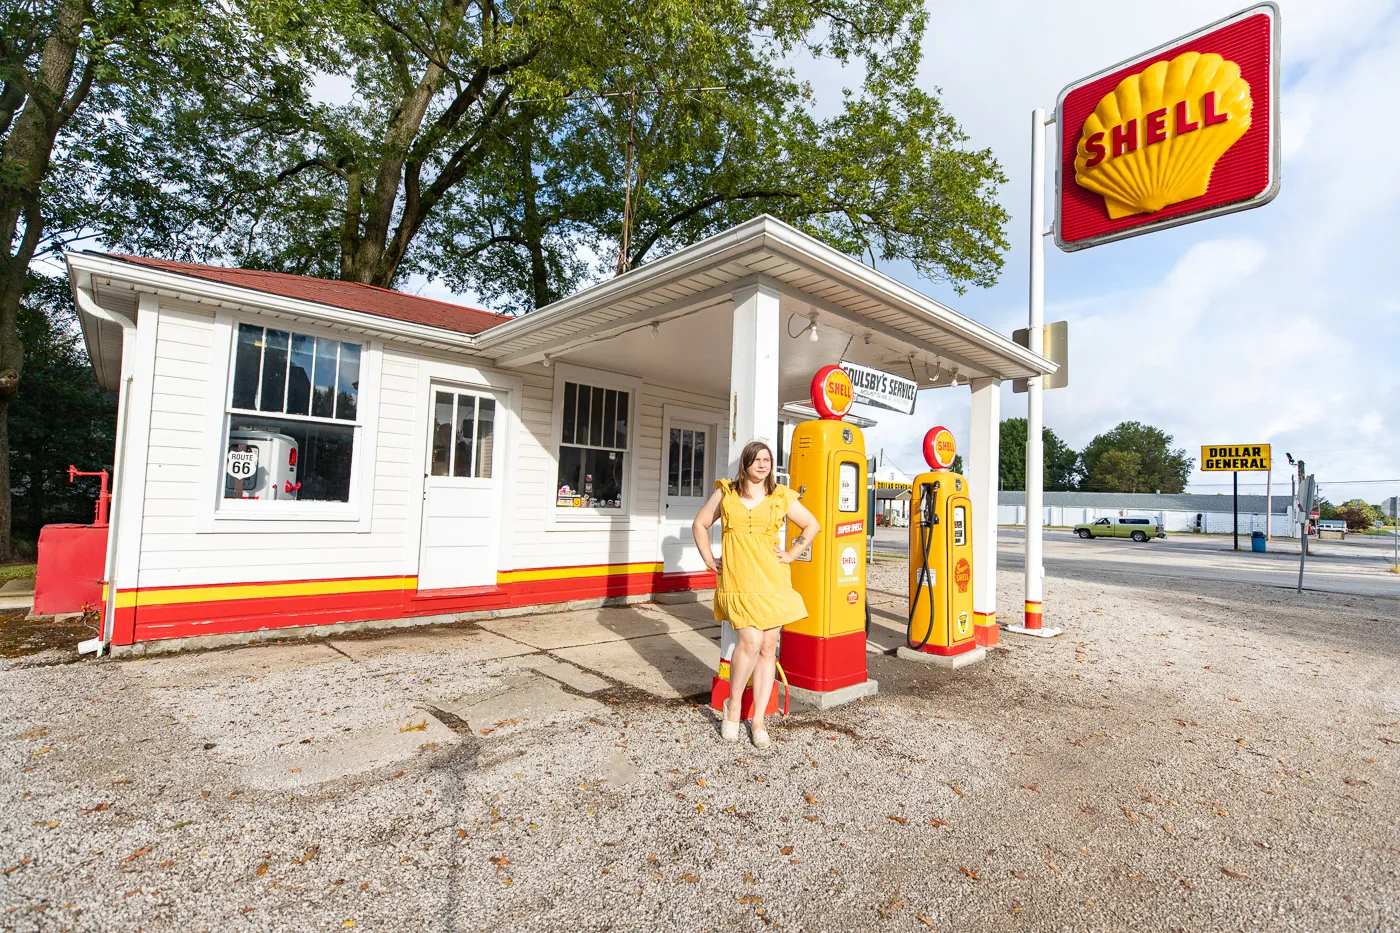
{"left": 1251, "top": 531, "right": 1266, "bottom": 553}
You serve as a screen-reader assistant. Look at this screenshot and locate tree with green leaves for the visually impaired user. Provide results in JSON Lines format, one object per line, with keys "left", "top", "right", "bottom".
{"left": 8, "top": 272, "right": 116, "bottom": 549}
{"left": 97, "top": 0, "right": 1009, "bottom": 313}
{"left": 1080, "top": 421, "right": 1192, "bottom": 494}
{"left": 0, "top": 0, "right": 295, "bottom": 557}
{"left": 998, "top": 417, "right": 1080, "bottom": 490}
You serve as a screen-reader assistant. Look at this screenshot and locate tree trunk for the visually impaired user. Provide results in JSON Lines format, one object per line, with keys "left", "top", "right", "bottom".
{"left": 518, "top": 123, "right": 550, "bottom": 310}
{"left": 0, "top": 0, "right": 86, "bottom": 559}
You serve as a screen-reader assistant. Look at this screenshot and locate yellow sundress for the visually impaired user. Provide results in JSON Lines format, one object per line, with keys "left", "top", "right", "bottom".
{"left": 712, "top": 479, "right": 809, "bottom": 630}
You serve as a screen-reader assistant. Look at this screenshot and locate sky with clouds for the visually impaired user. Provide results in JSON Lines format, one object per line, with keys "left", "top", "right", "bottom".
{"left": 370, "top": 1, "right": 1400, "bottom": 504}
{"left": 846, "top": 0, "right": 1400, "bottom": 506}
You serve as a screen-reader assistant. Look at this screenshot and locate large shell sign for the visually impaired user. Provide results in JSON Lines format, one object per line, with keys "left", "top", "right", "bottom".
{"left": 1056, "top": 3, "right": 1278, "bottom": 251}
{"left": 810, "top": 365, "right": 855, "bottom": 420}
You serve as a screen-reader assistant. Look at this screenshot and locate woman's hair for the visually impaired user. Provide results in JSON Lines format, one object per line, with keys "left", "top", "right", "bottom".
{"left": 732, "top": 440, "right": 778, "bottom": 496}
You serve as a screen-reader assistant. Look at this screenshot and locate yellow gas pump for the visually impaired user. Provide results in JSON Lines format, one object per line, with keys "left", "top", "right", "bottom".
{"left": 781, "top": 366, "right": 876, "bottom": 701}
{"left": 905, "top": 426, "right": 977, "bottom": 659}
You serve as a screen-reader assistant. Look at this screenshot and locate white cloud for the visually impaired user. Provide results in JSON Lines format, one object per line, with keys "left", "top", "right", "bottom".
{"left": 861, "top": 0, "right": 1400, "bottom": 504}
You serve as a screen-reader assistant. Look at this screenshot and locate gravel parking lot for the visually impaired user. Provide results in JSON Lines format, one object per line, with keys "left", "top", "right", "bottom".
{"left": 2, "top": 559, "right": 1397, "bottom": 932}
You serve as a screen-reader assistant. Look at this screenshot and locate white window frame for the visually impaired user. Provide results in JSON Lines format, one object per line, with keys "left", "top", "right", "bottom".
{"left": 198, "top": 311, "right": 381, "bottom": 532}
{"left": 548, "top": 362, "right": 642, "bottom": 527}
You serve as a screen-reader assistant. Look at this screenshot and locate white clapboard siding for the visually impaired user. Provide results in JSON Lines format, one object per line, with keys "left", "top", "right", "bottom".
{"left": 507, "top": 370, "right": 726, "bottom": 571}
{"left": 134, "top": 300, "right": 419, "bottom": 590}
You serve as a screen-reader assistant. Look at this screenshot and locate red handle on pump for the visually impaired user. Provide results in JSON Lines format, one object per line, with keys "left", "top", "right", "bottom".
{"left": 284, "top": 481, "right": 301, "bottom": 493}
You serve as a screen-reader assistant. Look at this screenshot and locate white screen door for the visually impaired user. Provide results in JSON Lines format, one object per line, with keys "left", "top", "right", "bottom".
{"left": 661, "top": 422, "right": 717, "bottom": 573}
{"left": 418, "top": 386, "right": 503, "bottom": 590}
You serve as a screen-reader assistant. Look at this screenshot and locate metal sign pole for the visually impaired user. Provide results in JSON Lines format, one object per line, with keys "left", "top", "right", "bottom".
{"left": 1233, "top": 471, "right": 1239, "bottom": 550}
{"left": 1265, "top": 469, "right": 1272, "bottom": 542}
{"left": 1009, "top": 107, "right": 1059, "bottom": 639}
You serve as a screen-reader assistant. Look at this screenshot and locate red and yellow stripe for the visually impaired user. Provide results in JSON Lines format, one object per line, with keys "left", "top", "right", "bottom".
{"left": 1023, "top": 600, "right": 1043, "bottom": 630}
{"left": 973, "top": 610, "right": 998, "bottom": 647}
{"left": 106, "top": 562, "right": 715, "bottom": 647}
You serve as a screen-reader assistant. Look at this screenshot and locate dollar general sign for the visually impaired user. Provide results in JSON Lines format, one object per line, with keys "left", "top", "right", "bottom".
{"left": 1201, "top": 444, "right": 1270, "bottom": 472}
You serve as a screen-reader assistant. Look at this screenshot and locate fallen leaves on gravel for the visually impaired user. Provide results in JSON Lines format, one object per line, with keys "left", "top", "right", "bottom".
{"left": 1118, "top": 806, "right": 1139, "bottom": 823}
{"left": 682, "top": 874, "right": 700, "bottom": 883}
{"left": 255, "top": 863, "right": 268, "bottom": 876}
{"left": 121, "top": 846, "right": 152, "bottom": 862}
{"left": 696, "top": 778, "right": 707, "bottom": 788}
{"left": 292, "top": 846, "right": 319, "bottom": 865}
{"left": 958, "top": 866, "right": 979, "bottom": 881}
{"left": 940, "top": 781, "right": 964, "bottom": 796}
{"left": 876, "top": 891, "right": 907, "bottom": 918}
{"left": 888, "top": 815, "right": 907, "bottom": 824}
{"left": 779, "top": 846, "right": 794, "bottom": 856}
{"left": 916, "top": 913, "right": 935, "bottom": 926}
{"left": 1020, "top": 784, "right": 1039, "bottom": 792}
{"left": 804, "top": 792, "right": 819, "bottom": 805}
{"left": 1221, "top": 867, "right": 1253, "bottom": 880}
{"left": 33, "top": 820, "right": 58, "bottom": 829}
{"left": 30, "top": 747, "right": 52, "bottom": 757}
{"left": 925, "top": 818, "right": 947, "bottom": 827}
{"left": 23, "top": 728, "right": 45, "bottom": 739}
{"left": 1342, "top": 777, "right": 1369, "bottom": 786}
{"left": 399, "top": 719, "right": 427, "bottom": 733}
{"left": 490, "top": 856, "right": 510, "bottom": 871}
{"left": 737, "top": 895, "right": 764, "bottom": 905}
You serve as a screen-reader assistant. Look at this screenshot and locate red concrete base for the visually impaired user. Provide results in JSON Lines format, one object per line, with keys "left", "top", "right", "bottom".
{"left": 709, "top": 674, "right": 782, "bottom": 719}
{"left": 34, "top": 524, "right": 108, "bottom": 615}
{"left": 779, "top": 629, "right": 868, "bottom": 693}
{"left": 910, "top": 639, "right": 979, "bottom": 657}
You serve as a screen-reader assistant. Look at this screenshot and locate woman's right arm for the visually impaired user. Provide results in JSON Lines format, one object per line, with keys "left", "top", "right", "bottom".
{"left": 691, "top": 489, "right": 725, "bottom": 573}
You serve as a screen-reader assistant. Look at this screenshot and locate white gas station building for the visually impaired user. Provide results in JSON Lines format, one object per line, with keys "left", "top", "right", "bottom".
{"left": 67, "top": 215, "right": 1055, "bottom": 653}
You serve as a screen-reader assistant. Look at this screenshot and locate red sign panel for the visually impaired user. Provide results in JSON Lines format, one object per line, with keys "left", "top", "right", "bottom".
{"left": 1055, "top": 3, "right": 1279, "bottom": 251}
{"left": 835, "top": 520, "right": 864, "bottom": 538}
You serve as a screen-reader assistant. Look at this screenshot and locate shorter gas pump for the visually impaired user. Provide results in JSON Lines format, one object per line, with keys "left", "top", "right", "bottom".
{"left": 898, "top": 426, "right": 982, "bottom": 666}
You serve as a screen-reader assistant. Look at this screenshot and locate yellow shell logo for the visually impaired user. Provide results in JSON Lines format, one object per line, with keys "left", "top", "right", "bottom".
{"left": 1075, "top": 52, "right": 1252, "bottom": 219}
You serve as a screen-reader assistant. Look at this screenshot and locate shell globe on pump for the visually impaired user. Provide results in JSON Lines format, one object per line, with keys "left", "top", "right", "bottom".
{"left": 901, "top": 426, "right": 981, "bottom": 664}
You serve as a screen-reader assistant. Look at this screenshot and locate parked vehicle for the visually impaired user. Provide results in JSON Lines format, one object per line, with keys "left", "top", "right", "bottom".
{"left": 1074, "top": 516, "right": 1165, "bottom": 542}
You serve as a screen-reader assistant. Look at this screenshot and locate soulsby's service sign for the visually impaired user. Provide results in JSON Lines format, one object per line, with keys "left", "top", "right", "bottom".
{"left": 1055, "top": 3, "right": 1279, "bottom": 251}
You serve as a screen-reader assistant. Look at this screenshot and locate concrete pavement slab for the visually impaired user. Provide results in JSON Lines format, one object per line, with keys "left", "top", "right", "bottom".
{"left": 517, "top": 655, "right": 610, "bottom": 693}
{"left": 553, "top": 627, "right": 719, "bottom": 698}
{"left": 478, "top": 603, "right": 717, "bottom": 651}
{"left": 443, "top": 673, "right": 604, "bottom": 733}
{"left": 327, "top": 627, "right": 535, "bottom": 663}
{"left": 242, "top": 711, "right": 459, "bottom": 791}
{"left": 120, "top": 640, "right": 346, "bottom": 686}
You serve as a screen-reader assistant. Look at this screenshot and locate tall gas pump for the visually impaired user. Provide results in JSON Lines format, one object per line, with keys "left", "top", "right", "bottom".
{"left": 897, "top": 427, "right": 985, "bottom": 668}
{"left": 782, "top": 365, "right": 878, "bottom": 707}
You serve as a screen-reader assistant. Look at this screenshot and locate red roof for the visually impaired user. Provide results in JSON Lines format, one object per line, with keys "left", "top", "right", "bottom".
{"left": 105, "top": 254, "right": 510, "bottom": 336}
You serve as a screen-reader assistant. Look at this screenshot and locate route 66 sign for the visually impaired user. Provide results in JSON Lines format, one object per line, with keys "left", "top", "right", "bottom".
{"left": 225, "top": 448, "right": 258, "bottom": 479}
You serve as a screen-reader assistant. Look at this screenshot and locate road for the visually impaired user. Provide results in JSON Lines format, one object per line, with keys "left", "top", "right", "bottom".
{"left": 873, "top": 525, "right": 1400, "bottom": 600}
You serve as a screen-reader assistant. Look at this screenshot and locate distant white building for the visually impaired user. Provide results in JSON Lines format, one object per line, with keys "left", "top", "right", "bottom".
{"left": 998, "top": 491, "right": 1295, "bottom": 537}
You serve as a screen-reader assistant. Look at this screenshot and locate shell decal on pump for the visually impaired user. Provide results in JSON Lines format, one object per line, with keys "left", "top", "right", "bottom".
{"left": 954, "top": 558, "right": 971, "bottom": 594}
{"left": 1075, "top": 52, "right": 1252, "bottom": 219}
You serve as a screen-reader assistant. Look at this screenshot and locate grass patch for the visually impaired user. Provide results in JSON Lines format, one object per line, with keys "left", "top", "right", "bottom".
{"left": 0, "top": 563, "right": 36, "bottom": 584}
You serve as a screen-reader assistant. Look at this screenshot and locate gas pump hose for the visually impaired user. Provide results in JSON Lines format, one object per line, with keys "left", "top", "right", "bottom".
{"left": 774, "top": 660, "right": 790, "bottom": 718}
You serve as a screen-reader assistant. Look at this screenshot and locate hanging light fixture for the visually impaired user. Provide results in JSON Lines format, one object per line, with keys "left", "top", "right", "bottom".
{"left": 808, "top": 312, "right": 820, "bottom": 343}
{"left": 650, "top": 322, "right": 659, "bottom": 338}
{"left": 948, "top": 367, "right": 960, "bottom": 388}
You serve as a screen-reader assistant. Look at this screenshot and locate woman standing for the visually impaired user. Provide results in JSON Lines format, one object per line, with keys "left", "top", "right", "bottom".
{"left": 692, "top": 440, "right": 820, "bottom": 749}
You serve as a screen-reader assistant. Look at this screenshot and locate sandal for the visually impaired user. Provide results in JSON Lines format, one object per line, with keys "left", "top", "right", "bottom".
{"left": 750, "top": 722, "right": 771, "bottom": 750}
{"left": 720, "top": 699, "right": 741, "bottom": 743}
